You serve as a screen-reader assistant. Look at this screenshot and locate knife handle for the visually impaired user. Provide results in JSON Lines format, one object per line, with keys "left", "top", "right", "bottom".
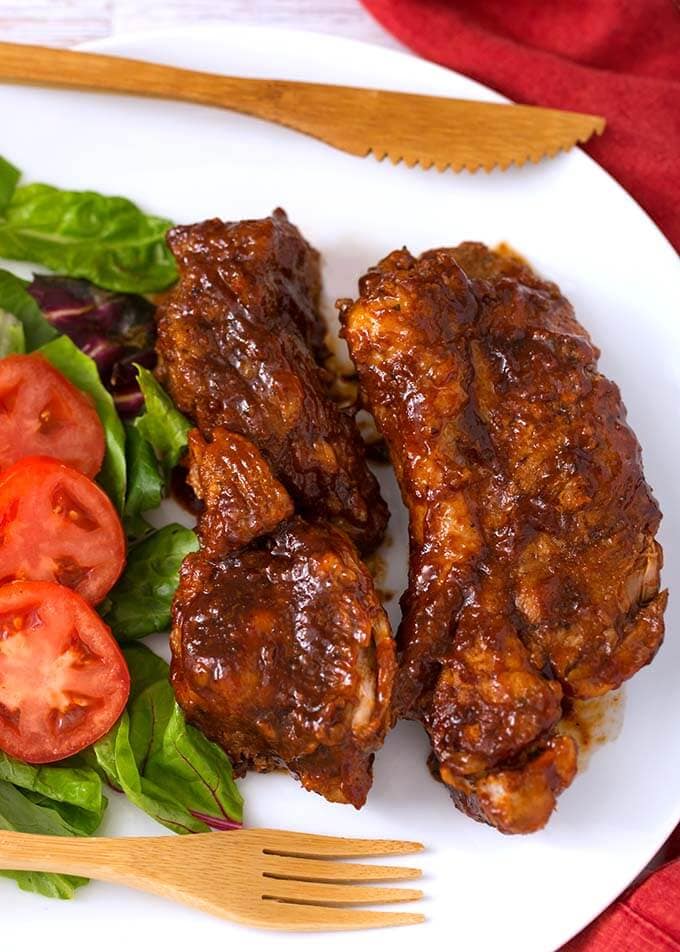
{"left": 0, "top": 40, "right": 605, "bottom": 170}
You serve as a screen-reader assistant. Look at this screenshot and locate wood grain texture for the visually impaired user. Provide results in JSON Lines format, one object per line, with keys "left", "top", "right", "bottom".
{"left": 0, "top": 0, "right": 401, "bottom": 48}
{"left": 0, "top": 0, "right": 112, "bottom": 45}
{"left": 0, "top": 827, "right": 425, "bottom": 931}
{"left": 0, "top": 41, "right": 606, "bottom": 172}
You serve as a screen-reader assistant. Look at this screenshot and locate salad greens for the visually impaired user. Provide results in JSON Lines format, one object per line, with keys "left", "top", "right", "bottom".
{"left": 39, "top": 335, "right": 128, "bottom": 512}
{"left": 0, "top": 182, "right": 178, "bottom": 294}
{"left": 0, "top": 154, "right": 245, "bottom": 902}
{"left": 0, "top": 156, "right": 19, "bottom": 211}
{"left": 103, "top": 524, "right": 199, "bottom": 640}
{"left": 0, "top": 268, "right": 58, "bottom": 349}
{"left": 123, "top": 424, "right": 165, "bottom": 537}
{"left": 0, "top": 783, "right": 89, "bottom": 899}
{"left": 27, "top": 274, "right": 156, "bottom": 418}
{"left": 134, "top": 366, "right": 192, "bottom": 477}
{"left": 0, "top": 309, "right": 25, "bottom": 357}
{"left": 0, "top": 754, "right": 106, "bottom": 898}
{"left": 0, "top": 753, "right": 106, "bottom": 834}
{"left": 88, "top": 645, "right": 242, "bottom": 834}
{"left": 0, "top": 275, "right": 191, "bottom": 521}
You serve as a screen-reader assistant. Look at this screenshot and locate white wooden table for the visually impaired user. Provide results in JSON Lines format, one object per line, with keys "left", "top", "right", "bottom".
{"left": 0, "top": 0, "right": 402, "bottom": 49}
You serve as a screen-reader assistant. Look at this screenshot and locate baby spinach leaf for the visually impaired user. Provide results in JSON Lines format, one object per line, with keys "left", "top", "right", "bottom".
{"left": 91, "top": 645, "right": 243, "bottom": 834}
{"left": 0, "top": 183, "right": 177, "bottom": 294}
{"left": 0, "top": 156, "right": 20, "bottom": 211}
{"left": 0, "top": 309, "right": 25, "bottom": 356}
{"left": 145, "top": 704, "right": 244, "bottom": 831}
{"left": 103, "top": 524, "right": 199, "bottom": 639}
{"left": 134, "top": 366, "right": 191, "bottom": 477}
{"left": 0, "top": 753, "right": 105, "bottom": 835}
{"left": 39, "top": 335, "right": 126, "bottom": 511}
{"left": 0, "top": 268, "right": 58, "bottom": 349}
{"left": 0, "top": 757, "right": 106, "bottom": 899}
{"left": 123, "top": 424, "right": 165, "bottom": 538}
{"left": 0, "top": 782, "right": 89, "bottom": 899}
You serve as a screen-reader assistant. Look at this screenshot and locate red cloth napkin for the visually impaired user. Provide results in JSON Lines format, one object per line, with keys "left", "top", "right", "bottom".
{"left": 360, "top": 1, "right": 680, "bottom": 946}
{"left": 360, "top": 0, "right": 680, "bottom": 252}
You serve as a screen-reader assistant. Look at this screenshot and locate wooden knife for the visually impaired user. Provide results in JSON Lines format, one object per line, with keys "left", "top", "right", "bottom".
{"left": 0, "top": 41, "right": 605, "bottom": 172}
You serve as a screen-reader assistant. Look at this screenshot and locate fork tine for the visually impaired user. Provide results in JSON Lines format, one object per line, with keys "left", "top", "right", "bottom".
{"left": 259, "top": 901, "right": 425, "bottom": 932}
{"left": 252, "top": 829, "right": 424, "bottom": 857}
{"left": 262, "top": 879, "right": 423, "bottom": 906}
{"left": 263, "top": 855, "right": 422, "bottom": 882}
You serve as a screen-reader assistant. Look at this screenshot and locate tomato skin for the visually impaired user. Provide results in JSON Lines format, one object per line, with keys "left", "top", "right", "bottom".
{"left": 0, "top": 457, "right": 126, "bottom": 604}
{"left": 0, "top": 581, "right": 130, "bottom": 763}
{"left": 0, "top": 354, "right": 105, "bottom": 477}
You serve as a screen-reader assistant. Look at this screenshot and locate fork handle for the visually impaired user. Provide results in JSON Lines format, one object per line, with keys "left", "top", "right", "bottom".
{"left": 0, "top": 828, "right": 161, "bottom": 882}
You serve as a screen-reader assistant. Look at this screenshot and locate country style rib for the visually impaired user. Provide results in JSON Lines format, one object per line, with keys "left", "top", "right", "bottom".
{"left": 339, "top": 242, "right": 665, "bottom": 833}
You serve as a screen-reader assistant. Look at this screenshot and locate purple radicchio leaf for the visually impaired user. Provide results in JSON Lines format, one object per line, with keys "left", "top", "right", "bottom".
{"left": 27, "top": 274, "right": 157, "bottom": 418}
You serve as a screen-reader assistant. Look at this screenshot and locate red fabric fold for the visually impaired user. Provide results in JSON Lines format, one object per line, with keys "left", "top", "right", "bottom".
{"left": 564, "top": 857, "right": 680, "bottom": 951}
{"left": 360, "top": 0, "right": 680, "bottom": 251}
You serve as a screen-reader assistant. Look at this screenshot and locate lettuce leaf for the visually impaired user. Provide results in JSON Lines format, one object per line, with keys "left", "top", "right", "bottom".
{"left": 0, "top": 182, "right": 177, "bottom": 294}
{"left": 38, "top": 335, "right": 127, "bottom": 511}
{"left": 90, "top": 645, "right": 242, "bottom": 834}
{"left": 123, "top": 424, "right": 165, "bottom": 538}
{"left": 123, "top": 441, "right": 163, "bottom": 536}
{"left": 0, "top": 268, "right": 58, "bottom": 349}
{"left": 0, "top": 156, "right": 19, "bottom": 211}
{"left": 0, "top": 309, "right": 25, "bottom": 356}
{"left": 134, "top": 366, "right": 191, "bottom": 477}
{"left": 0, "top": 757, "right": 106, "bottom": 899}
{"left": 0, "top": 753, "right": 105, "bottom": 834}
{"left": 102, "top": 524, "right": 199, "bottom": 639}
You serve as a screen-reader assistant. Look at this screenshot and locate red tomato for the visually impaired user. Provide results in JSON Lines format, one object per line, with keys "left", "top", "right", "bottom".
{"left": 0, "top": 580, "right": 129, "bottom": 763}
{"left": 0, "top": 354, "right": 105, "bottom": 477}
{"left": 0, "top": 457, "right": 126, "bottom": 605}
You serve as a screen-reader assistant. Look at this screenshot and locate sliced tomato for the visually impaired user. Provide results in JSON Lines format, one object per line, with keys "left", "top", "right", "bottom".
{"left": 0, "top": 580, "right": 129, "bottom": 763}
{"left": 0, "top": 457, "right": 126, "bottom": 605}
{"left": 0, "top": 354, "right": 105, "bottom": 477}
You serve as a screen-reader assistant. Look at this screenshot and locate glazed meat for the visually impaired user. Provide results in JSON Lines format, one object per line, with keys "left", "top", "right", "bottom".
{"left": 171, "top": 429, "right": 395, "bottom": 808}
{"left": 187, "top": 428, "right": 293, "bottom": 559}
{"left": 340, "top": 243, "right": 666, "bottom": 833}
{"left": 155, "top": 210, "right": 387, "bottom": 552}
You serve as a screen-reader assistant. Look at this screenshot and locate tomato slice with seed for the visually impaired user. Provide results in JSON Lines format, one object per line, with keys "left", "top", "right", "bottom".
{"left": 0, "top": 457, "right": 126, "bottom": 605}
{"left": 0, "top": 354, "right": 105, "bottom": 477}
{"left": 0, "top": 580, "right": 130, "bottom": 763}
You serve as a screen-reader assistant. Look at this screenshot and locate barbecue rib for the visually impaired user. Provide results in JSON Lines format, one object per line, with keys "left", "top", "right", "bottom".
{"left": 171, "top": 429, "right": 395, "bottom": 808}
{"left": 155, "top": 210, "right": 387, "bottom": 552}
{"left": 339, "top": 242, "right": 666, "bottom": 833}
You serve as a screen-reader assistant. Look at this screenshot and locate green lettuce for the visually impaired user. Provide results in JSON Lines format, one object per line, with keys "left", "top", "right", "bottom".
{"left": 0, "top": 156, "right": 19, "bottom": 211}
{"left": 0, "top": 268, "right": 58, "bottom": 349}
{"left": 0, "top": 309, "right": 25, "bottom": 356}
{"left": 89, "top": 645, "right": 242, "bottom": 834}
{"left": 38, "top": 335, "right": 127, "bottom": 511}
{"left": 134, "top": 366, "right": 191, "bottom": 477}
{"left": 123, "top": 424, "right": 165, "bottom": 538}
{"left": 103, "top": 524, "right": 199, "bottom": 639}
{"left": 0, "top": 179, "right": 177, "bottom": 294}
{"left": 0, "top": 756, "right": 106, "bottom": 899}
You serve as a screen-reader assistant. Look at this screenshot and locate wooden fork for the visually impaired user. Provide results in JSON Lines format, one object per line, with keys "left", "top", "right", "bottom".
{"left": 0, "top": 41, "right": 605, "bottom": 173}
{"left": 0, "top": 828, "right": 425, "bottom": 931}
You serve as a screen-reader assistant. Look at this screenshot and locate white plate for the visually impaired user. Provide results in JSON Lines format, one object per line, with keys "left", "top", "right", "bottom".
{"left": 2, "top": 24, "right": 679, "bottom": 952}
